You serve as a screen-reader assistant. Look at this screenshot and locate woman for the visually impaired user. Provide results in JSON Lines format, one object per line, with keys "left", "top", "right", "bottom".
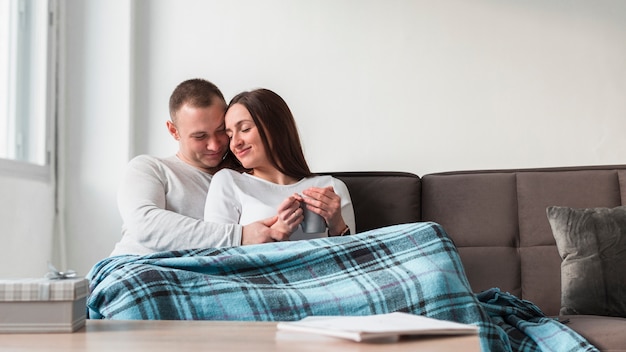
{"left": 204, "top": 88, "right": 355, "bottom": 241}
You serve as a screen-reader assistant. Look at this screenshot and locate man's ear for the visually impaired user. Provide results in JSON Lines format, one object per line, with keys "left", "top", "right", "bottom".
{"left": 166, "top": 120, "right": 180, "bottom": 140}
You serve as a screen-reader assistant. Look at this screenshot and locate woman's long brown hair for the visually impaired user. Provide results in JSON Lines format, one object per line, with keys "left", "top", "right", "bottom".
{"left": 228, "top": 89, "right": 313, "bottom": 180}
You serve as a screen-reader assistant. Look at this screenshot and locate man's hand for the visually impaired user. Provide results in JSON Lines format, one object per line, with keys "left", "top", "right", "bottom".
{"left": 241, "top": 216, "right": 291, "bottom": 245}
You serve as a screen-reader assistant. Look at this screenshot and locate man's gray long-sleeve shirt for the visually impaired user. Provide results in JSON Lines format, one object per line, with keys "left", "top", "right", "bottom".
{"left": 110, "top": 155, "right": 242, "bottom": 256}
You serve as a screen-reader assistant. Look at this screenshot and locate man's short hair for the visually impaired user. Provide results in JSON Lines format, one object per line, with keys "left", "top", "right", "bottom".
{"left": 168, "top": 79, "right": 226, "bottom": 123}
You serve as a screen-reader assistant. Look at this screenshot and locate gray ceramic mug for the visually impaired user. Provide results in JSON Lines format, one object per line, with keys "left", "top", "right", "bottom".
{"left": 300, "top": 204, "right": 326, "bottom": 233}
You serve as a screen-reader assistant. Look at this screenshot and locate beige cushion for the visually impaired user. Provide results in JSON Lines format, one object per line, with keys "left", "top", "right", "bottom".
{"left": 547, "top": 205, "right": 626, "bottom": 316}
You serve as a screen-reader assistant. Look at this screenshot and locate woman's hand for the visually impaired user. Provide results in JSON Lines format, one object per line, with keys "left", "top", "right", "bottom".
{"left": 271, "top": 194, "right": 304, "bottom": 236}
{"left": 301, "top": 186, "right": 347, "bottom": 236}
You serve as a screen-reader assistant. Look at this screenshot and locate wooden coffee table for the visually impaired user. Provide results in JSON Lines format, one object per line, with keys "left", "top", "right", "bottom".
{"left": 0, "top": 320, "right": 481, "bottom": 351}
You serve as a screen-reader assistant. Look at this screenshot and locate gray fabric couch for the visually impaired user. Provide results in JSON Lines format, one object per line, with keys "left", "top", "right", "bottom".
{"left": 330, "top": 164, "right": 626, "bottom": 351}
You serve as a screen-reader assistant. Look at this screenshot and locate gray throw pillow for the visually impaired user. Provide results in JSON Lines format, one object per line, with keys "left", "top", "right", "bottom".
{"left": 547, "top": 205, "right": 626, "bottom": 317}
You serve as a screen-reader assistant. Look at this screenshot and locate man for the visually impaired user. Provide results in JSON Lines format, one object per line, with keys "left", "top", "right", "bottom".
{"left": 110, "top": 79, "right": 289, "bottom": 256}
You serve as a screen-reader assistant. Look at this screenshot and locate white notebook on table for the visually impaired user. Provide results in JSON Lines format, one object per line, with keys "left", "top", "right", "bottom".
{"left": 276, "top": 312, "right": 479, "bottom": 342}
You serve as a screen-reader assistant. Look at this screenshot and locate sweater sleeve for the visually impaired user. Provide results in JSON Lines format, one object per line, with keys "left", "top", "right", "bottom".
{"left": 332, "top": 177, "right": 357, "bottom": 234}
{"left": 204, "top": 169, "right": 242, "bottom": 224}
{"left": 112, "top": 156, "right": 242, "bottom": 256}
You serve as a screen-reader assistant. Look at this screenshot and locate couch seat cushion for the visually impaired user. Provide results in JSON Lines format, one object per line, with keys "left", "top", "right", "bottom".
{"left": 562, "top": 315, "right": 626, "bottom": 351}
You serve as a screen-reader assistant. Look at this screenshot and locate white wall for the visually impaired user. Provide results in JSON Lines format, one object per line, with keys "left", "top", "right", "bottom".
{"left": 56, "top": 0, "right": 626, "bottom": 276}
{"left": 0, "top": 176, "right": 55, "bottom": 278}
{"left": 61, "top": 0, "right": 131, "bottom": 276}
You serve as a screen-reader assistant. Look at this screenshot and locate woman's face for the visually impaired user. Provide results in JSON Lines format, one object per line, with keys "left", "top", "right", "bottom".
{"left": 225, "top": 103, "right": 269, "bottom": 170}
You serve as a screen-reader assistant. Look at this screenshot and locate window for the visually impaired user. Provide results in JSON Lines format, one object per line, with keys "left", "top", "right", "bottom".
{"left": 0, "top": 0, "right": 56, "bottom": 180}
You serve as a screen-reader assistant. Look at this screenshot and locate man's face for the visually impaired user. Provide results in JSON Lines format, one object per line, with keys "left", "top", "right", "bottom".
{"left": 167, "top": 103, "right": 229, "bottom": 173}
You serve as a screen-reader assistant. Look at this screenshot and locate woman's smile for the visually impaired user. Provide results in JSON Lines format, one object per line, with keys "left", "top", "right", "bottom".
{"left": 235, "top": 145, "right": 252, "bottom": 159}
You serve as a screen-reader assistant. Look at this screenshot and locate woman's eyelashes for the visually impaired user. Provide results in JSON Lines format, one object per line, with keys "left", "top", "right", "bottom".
{"left": 226, "top": 123, "right": 254, "bottom": 140}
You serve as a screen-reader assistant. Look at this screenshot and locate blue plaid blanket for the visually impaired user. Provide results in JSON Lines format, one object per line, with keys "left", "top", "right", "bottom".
{"left": 87, "top": 222, "right": 597, "bottom": 352}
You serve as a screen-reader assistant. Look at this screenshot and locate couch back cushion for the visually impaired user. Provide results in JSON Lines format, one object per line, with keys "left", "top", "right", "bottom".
{"left": 327, "top": 172, "right": 421, "bottom": 233}
{"left": 421, "top": 165, "right": 626, "bottom": 316}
